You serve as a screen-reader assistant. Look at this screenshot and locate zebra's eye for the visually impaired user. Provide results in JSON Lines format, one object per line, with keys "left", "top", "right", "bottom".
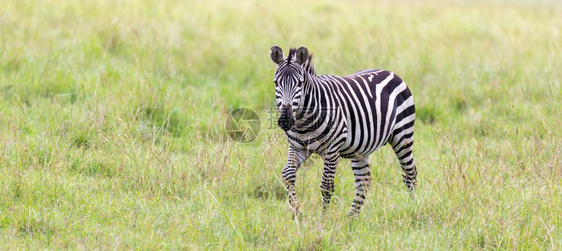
{"left": 298, "top": 81, "right": 303, "bottom": 87}
{"left": 274, "top": 80, "right": 278, "bottom": 86}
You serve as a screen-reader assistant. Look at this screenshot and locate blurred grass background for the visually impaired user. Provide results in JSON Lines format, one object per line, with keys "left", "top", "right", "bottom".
{"left": 1, "top": 0, "right": 561, "bottom": 249}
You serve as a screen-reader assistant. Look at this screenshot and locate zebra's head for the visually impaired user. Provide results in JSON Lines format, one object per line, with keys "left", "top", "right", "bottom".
{"left": 270, "top": 45, "right": 309, "bottom": 131}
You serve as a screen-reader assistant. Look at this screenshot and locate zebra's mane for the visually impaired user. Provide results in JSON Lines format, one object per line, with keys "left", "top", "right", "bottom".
{"left": 286, "top": 48, "right": 315, "bottom": 76}
{"left": 304, "top": 54, "right": 316, "bottom": 76}
{"left": 287, "top": 48, "right": 297, "bottom": 64}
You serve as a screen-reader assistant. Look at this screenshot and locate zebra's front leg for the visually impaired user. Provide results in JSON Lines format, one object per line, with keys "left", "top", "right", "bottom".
{"left": 348, "top": 156, "right": 371, "bottom": 216}
{"left": 282, "top": 147, "right": 309, "bottom": 215}
{"left": 320, "top": 151, "right": 339, "bottom": 212}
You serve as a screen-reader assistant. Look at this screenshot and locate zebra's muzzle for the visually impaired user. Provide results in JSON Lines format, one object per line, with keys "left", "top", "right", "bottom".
{"left": 278, "top": 105, "right": 295, "bottom": 131}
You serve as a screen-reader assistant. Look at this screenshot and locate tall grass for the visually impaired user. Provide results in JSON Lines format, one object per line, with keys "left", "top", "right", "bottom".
{"left": 1, "top": 0, "right": 561, "bottom": 249}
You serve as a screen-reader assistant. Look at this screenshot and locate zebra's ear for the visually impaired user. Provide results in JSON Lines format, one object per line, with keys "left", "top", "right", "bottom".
{"left": 270, "top": 45, "right": 284, "bottom": 65}
{"left": 296, "top": 46, "right": 309, "bottom": 65}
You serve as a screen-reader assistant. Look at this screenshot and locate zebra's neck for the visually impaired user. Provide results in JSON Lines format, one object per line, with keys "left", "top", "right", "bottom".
{"left": 293, "top": 73, "right": 336, "bottom": 134}
{"left": 303, "top": 54, "right": 316, "bottom": 77}
{"left": 298, "top": 54, "right": 318, "bottom": 117}
{"left": 295, "top": 54, "right": 320, "bottom": 119}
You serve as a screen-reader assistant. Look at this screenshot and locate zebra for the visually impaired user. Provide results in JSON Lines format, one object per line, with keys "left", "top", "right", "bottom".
{"left": 270, "top": 45, "right": 417, "bottom": 216}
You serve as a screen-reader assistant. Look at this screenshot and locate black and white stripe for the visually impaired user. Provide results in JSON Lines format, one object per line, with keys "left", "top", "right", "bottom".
{"left": 270, "top": 45, "right": 417, "bottom": 216}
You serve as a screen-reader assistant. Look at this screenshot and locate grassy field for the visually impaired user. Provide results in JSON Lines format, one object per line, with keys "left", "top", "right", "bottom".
{"left": 1, "top": 0, "right": 561, "bottom": 249}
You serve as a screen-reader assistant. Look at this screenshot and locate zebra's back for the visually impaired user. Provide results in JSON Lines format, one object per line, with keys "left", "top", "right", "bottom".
{"left": 318, "top": 69, "right": 415, "bottom": 158}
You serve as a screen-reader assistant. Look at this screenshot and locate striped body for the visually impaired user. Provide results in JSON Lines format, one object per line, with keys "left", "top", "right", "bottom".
{"left": 270, "top": 45, "right": 417, "bottom": 216}
{"left": 287, "top": 70, "right": 415, "bottom": 158}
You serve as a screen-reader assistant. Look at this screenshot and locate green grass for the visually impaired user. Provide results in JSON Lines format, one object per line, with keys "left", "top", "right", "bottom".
{"left": 1, "top": 0, "right": 561, "bottom": 249}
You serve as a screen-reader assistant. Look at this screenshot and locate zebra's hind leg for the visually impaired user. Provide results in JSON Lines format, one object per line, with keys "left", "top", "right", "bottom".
{"left": 348, "top": 155, "right": 371, "bottom": 216}
{"left": 389, "top": 132, "right": 417, "bottom": 193}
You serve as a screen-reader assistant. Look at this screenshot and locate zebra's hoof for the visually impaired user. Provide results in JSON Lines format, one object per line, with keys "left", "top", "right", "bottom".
{"left": 292, "top": 211, "right": 304, "bottom": 221}
{"left": 409, "top": 191, "right": 417, "bottom": 201}
{"left": 346, "top": 211, "right": 359, "bottom": 218}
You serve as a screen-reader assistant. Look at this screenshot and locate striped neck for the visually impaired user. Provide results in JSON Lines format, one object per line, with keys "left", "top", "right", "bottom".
{"left": 293, "top": 72, "right": 331, "bottom": 131}
{"left": 303, "top": 54, "right": 316, "bottom": 77}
